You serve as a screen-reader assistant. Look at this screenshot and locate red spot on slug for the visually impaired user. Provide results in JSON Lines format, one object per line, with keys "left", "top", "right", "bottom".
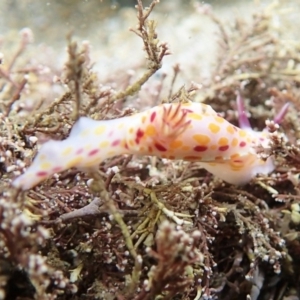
{"left": 234, "top": 159, "right": 243, "bottom": 163}
{"left": 111, "top": 140, "right": 120, "bottom": 147}
{"left": 88, "top": 149, "right": 99, "bottom": 156}
{"left": 135, "top": 128, "right": 144, "bottom": 144}
{"left": 155, "top": 143, "right": 167, "bottom": 152}
{"left": 124, "top": 142, "right": 129, "bottom": 149}
{"left": 219, "top": 145, "right": 229, "bottom": 151}
{"left": 239, "top": 141, "right": 246, "bottom": 147}
{"left": 76, "top": 148, "right": 84, "bottom": 155}
{"left": 36, "top": 171, "right": 48, "bottom": 177}
{"left": 150, "top": 111, "right": 156, "bottom": 122}
{"left": 136, "top": 129, "right": 144, "bottom": 138}
{"left": 194, "top": 145, "right": 208, "bottom": 152}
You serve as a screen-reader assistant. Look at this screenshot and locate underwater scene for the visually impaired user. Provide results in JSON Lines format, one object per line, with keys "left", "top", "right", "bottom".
{"left": 0, "top": 0, "right": 300, "bottom": 299}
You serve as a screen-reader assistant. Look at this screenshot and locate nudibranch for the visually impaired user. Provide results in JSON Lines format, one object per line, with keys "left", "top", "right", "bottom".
{"left": 13, "top": 96, "right": 288, "bottom": 190}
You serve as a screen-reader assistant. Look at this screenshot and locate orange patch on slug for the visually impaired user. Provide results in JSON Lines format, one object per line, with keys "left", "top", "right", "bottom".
{"left": 99, "top": 141, "right": 109, "bottom": 148}
{"left": 208, "top": 123, "right": 220, "bottom": 134}
{"left": 189, "top": 113, "right": 203, "bottom": 120}
{"left": 229, "top": 163, "right": 244, "bottom": 171}
{"left": 239, "top": 130, "right": 247, "bottom": 137}
{"left": 218, "top": 137, "right": 229, "bottom": 146}
{"left": 145, "top": 125, "right": 156, "bottom": 137}
{"left": 214, "top": 116, "right": 225, "bottom": 123}
{"left": 193, "top": 134, "right": 211, "bottom": 145}
{"left": 230, "top": 153, "right": 240, "bottom": 159}
{"left": 231, "top": 138, "right": 238, "bottom": 147}
{"left": 229, "top": 166, "right": 243, "bottom": 171}
{"left": 229, "top": 158, "right": 244, "bottom": 171}
{"left": 170, "top": 140, "right": 183, "bottom": 149}
{"left": 62, "top": 147, "right": 73, "bottom": 156}
{"left": 40, "top": 162, "right": 52, "bottom": 170}
{"left": 226, "top": 125, "right": 235, "bottom": 134}
{"left": 94, "top": 125, "right": 106, "bottom": 135}
{"left": 66, "top": 156, "right": 83, "bottom": 168}
{"left": 183, "top": 155, "right": 201, "bottom": 161}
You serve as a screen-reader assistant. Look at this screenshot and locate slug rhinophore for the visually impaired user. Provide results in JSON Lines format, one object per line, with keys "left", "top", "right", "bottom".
{"left": 13, "top": 96, "right": 288, "bottom": 190}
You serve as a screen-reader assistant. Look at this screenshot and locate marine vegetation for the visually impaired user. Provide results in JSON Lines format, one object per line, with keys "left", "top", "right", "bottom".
{"left": 1, "top": 1, "right": 300, "bottom": 299}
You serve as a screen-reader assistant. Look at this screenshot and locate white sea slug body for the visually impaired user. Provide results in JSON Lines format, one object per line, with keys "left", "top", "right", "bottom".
{"left": 13, "top": 100, "right": 281, "bottom": 190}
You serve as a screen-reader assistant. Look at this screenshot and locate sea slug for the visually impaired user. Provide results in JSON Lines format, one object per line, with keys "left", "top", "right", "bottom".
{"left": 13, "top": 96, "right": 288, "bottom": 190}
